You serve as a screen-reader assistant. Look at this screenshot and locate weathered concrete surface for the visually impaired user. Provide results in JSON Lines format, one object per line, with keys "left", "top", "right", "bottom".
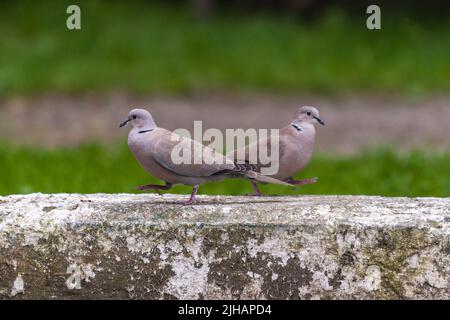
{"left": 0, "top": 193, "right": 449, "bottom": 300}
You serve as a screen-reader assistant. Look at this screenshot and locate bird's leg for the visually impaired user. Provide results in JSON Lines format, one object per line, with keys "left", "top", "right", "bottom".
{"left": 182, "top": 185, "right": 199, "bottom": 205}
{"left": 285, "top": 177, "right": 318, "bottom": 186}
{"left": 136, "top": 181, "right": 172, "bottom": 195}
{"left": 246, "top": 180, "right": 263, "bottom": 196}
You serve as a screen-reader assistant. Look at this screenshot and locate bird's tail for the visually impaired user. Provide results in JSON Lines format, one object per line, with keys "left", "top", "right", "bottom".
{"left": 228, "top": 161, "right": 293, "bottom": 186}
{"left": 244, "top": 170, "right": 293, "bottom": 186}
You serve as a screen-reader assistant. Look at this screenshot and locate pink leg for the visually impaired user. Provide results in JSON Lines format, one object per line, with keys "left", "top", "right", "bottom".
{"left": 285, "top": 177, "right": 318, "bottom": 186}
{"left": 136, "top": 182, "right": 172, "bottom": 195}
{"left": 181, "top": 185, "right": 199, "bottom": 205}
{"left": 246, "top": 180, "right": 262, "bottom": 196}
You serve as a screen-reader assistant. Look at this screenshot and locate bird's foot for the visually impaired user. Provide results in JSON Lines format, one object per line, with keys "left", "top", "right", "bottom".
{"left": 173, "top": 197, "right": 198, "bottom": 205}
{"left": 136, "top": 184, "right": 171, "bottom": 196}
{"left": 137, "top": 184, "right": 160, "bottom": 191}
{"left": 287, "top": 177, "right": 318, "bottom": 186}
{"left": 246, "top": 181, "right": 263, "bottom": 196}
{"left": 182, "top": 198, "right": 197, "bottom": 205}
{"left": 174, "top": 185, "right": 199, "bottom": 205}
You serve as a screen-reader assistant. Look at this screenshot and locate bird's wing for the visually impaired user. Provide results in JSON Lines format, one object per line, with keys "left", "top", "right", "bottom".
{"left": 151, "top": 129, "right": 235, "bottom": 177}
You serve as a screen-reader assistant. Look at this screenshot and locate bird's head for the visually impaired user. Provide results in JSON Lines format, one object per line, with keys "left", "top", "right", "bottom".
{"left": 120, "top": 108, "right": 156, "bottom": 131}
{"left": 292, "top": 106, "right": 324, "bottom": 128}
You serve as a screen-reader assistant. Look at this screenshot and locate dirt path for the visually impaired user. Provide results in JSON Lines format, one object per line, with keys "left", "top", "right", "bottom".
{"left": 0, "top": 92, "right": 449, "bottom": 153}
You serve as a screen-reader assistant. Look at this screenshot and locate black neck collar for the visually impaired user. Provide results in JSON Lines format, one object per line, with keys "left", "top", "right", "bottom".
{"left": 292, "top": 124, "right": 303, "bottom": 132}
{"left": 138, "top": 129, "right": 154, "bottom": 134}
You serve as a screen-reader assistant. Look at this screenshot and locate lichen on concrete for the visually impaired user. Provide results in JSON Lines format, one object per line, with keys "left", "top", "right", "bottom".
{"left": 0, "top": 193, "right": 449, "bottom": 299}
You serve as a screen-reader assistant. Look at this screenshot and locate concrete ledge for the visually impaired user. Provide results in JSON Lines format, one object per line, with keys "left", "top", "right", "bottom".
{"left": 0, "top": 193, "right": 449, "bottom": 299}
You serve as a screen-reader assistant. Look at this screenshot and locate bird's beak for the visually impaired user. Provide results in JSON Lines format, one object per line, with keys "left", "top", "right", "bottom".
{"left": 314, "top": 116, "right": 325, "bottom": 126}
{"left": 119, "top": 118, "right": 130, "bottom": 128}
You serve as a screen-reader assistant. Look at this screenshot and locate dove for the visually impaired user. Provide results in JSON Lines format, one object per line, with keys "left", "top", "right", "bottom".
{"left": 120, "top": 108, "right": 291, "bottom": 204}
{"left": 228, "top": 106, "right": 324, "bottom": 196}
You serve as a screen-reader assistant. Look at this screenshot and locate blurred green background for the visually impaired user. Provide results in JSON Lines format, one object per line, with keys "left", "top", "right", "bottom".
{"left": 1, "top": 0, "right": 450, "bottom": 96}
{"left": 0, "top": 0, "right": 449, "bottom": 197}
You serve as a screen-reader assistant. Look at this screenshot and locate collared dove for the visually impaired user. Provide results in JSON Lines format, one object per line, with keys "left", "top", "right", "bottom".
{"left": 120, "top": 109, "right": 292, "bottom": 204}
{"left": 227, "top": 106, "right": 324, "bottom": 196}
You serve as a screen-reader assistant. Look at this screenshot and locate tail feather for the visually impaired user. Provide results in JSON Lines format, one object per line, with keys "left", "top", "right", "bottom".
{"left": 246, "top": 171, "right": 293, "bottom": 186}
{"left": 216, "top": 160, "right": 292, "bottom": 187}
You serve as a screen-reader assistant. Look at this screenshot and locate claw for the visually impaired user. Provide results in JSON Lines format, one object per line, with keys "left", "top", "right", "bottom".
{"left": 136, "top": 182, "right": 172, "bottom": 194}
{"left": 175, "top": 185, "right": 199, "bottom": 205}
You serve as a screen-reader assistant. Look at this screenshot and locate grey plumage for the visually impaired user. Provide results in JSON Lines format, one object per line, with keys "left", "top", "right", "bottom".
{"left": 121, "top": 108, "right": 291, "bottom": 204}
{"left": 227, "top": 106, "right": 324, "bottom": 195}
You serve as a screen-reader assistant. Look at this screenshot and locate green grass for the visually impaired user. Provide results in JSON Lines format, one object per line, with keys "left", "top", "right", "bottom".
{"left": 0, "top": 0, "right": 449, "bottom": 97}
{"left": 0, "top": 143, "right": 448, "bottom": 197}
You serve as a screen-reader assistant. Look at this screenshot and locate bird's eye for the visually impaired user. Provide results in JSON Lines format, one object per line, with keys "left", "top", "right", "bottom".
{"left": 306, "top": 112, "right": 311, "bottom": 116}
{"left": 132, "top": 115, "right": 137, "bottom": 119}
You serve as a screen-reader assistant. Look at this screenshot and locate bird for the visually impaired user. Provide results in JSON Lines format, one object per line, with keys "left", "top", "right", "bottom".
{"left": 120, "top": 108, "right": 292, "bottom": 204}
{"left": 227, "top": 106, "right": 324, "bottom": 196}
